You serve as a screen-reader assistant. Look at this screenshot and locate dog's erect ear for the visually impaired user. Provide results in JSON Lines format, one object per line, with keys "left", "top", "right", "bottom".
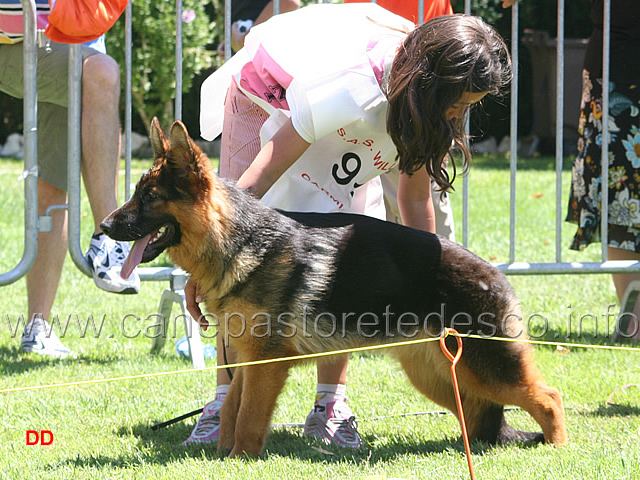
{"left": 168, "top": 120, "right": 205, "bottom": 173}
{"left": 150, "top": 117, "right": 169, "bottom": 162}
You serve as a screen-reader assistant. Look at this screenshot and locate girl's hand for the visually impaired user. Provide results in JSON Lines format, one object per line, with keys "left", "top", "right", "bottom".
{"left": 501, "top": 0, "right": 519, "bottom": 7}
{"left": 185, "top": 277, "right": 209, "bottom": 330}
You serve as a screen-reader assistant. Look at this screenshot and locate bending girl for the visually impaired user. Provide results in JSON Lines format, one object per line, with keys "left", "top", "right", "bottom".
{"left": 186, "top": 3, "right": 511, "bottom": 448}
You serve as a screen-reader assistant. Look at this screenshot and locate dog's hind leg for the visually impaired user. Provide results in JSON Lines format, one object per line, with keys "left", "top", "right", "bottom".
{"left": 461, "top": 397, "right": 545, "bottom": 444}
{"left": 501, "top": 377, "right": 566, "bottom": 445}
{"left": 458, "top": 360, "right": 566, "bottom": 445}
{"left": 399, "top": 354, "right": 528, "bottom": 444}
{"left": 393, "top": 344, "right": 565, "bottom": 445}
{"left": 218, "top": 366, "right": 244, "bottom": 455}
{"left": 393, "top": 345, "right": 461, "bottom": 421}
{"left": 228, "top": 361, "right": 292, "bottom": 458}
{"left": 396, "top": 352, "right": 506, "bottom": 444}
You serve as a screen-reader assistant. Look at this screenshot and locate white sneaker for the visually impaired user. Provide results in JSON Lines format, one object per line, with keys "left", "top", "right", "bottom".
{"left": 183, "top": 396, "right": 225, "bottom": 445}
{"left": 20, "top": 318, "right": 72, "bottom": 358}
{"left": 86, "top": 233, "right": 140, "bottom": 294}
{"left": 303, "top": 399, "right": 363, "bottom": 448}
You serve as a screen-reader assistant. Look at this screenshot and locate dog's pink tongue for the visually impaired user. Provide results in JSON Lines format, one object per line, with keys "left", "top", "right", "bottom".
{"left": 121, "top": 234, "right": 152, "bottom": 279}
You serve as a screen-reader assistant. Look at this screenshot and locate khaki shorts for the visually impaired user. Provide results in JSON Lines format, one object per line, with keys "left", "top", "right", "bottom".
{"left": 0, "top": 41, "right": 101, "bottom": 191}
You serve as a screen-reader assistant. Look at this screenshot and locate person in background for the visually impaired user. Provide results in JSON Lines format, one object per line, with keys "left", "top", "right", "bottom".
{"left": 565, "top": 0, "right": 640, "bottom": 342}
{"left": 343, "top": 0, "right": 452, "bottom": 24}
{"left": 0, "top": 0, "right": 139, "bottom": 357}
{"left": 218, "top": 0, "right": 300, "bottom": 54}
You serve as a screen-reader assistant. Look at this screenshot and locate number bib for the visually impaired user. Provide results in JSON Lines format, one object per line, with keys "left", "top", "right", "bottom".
{"left": 261, "top": 101, "right": 398, "bottom": 214}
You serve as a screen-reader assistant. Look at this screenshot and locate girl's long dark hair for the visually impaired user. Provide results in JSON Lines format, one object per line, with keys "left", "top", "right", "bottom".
{"left": 386, "top": 14, "right": 512, "bottom": 192}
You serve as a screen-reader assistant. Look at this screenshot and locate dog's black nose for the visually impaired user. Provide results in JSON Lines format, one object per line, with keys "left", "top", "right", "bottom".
{"left": 100, "top": 220, "right": 113, "bottom": 236}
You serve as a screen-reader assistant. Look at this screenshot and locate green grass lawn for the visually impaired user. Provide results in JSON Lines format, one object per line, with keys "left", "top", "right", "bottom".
{"left": 0, "top": 154, "right": 639, "bottom": 479}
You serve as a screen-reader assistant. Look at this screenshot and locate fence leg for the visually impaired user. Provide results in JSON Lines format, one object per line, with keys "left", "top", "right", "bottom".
{"left": 150, "top": 274, "right": 205, "bottom": 369}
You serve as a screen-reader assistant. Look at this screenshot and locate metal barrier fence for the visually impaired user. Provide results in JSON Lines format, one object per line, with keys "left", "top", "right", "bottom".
{"left": 0, "top": 0, "right": 205, "bottom": 367}
{"left": 2, "top": 0, "right": 638, "bottom": 362}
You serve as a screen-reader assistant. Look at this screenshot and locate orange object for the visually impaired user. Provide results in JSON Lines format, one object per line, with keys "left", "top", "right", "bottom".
{"left": 439, "top": 328, "right": 476, "bottom": 480}
{"left": 343, "top": 0, "right": 452, "bottom": 24}
{"left": 45, "top": 0, "right": 127, "bottom": 43}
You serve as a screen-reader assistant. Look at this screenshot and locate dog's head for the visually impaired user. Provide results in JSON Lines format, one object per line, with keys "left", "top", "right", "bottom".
{"left": 101, "top": 117, "right": 217, "bottom": 277}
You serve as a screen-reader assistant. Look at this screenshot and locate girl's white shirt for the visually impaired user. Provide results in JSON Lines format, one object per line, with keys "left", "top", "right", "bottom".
{"left": 200, "top": 3, "right": 414, "bottom": 216}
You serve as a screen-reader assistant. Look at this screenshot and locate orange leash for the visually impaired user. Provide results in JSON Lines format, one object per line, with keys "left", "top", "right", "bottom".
{"left": 439, "top": 328, "right": 476, "bottom": 480}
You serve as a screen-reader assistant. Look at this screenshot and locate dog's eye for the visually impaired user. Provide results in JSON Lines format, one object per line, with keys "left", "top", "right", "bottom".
{"left": 147, "top": 189, "right": 160, "bottom": 201}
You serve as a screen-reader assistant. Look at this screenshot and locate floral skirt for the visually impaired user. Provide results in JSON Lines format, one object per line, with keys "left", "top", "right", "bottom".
{"left": 566, "top": 69, "right": 640, "bottom": 252}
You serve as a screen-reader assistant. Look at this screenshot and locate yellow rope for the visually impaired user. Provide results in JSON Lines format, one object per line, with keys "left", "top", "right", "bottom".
{"left": 459, "top": 333, "right": 640, "bottom": 352}
{"left": 2, "top": 333, "right": 638, "bottom": 395}
{"left": 0, "top": 336, "right": 440, "bottom": 394}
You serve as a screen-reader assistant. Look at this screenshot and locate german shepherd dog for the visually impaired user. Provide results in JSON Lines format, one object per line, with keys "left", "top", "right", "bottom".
{"left": 101, "top": 119, "right": 566, "bottom": 458}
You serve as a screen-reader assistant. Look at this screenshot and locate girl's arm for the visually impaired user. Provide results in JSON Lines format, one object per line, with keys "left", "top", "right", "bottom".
{"left": 236, "top": 117, "right": 311, "bottom": 198}
{"left": 184, "top": 118, "right": 308, "bottom": 329}
{"left": 397, "top": 167, "right": 436, "bottom": 233}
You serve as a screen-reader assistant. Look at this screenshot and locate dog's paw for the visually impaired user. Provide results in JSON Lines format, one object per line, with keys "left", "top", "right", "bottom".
{"left": 217, "top": 435, "right": 234, "bottom": 455}
{"left": 228, "top": 445, "right": 262, "bottom": 458}
{"left": 217, "top": 445, "right": 232, "bottom": 458}
{"left": 227, "top": 446, "right": 245, "bottom": 458}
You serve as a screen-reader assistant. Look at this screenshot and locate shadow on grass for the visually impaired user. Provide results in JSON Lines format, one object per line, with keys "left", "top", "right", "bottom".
{"left": 261, "top": 428, "right": 496, "bottom": 463}
{"left": 590, "top": 403, "right": 640, "bottom": 418}
{"left": 523, "top": 327, "right": 632, "bottom": 351}
{"left": 51, "top": 419, "right": 542, "bottom": 471}
{"left": 0, "top": 345, "right": 121, "bottom": 376}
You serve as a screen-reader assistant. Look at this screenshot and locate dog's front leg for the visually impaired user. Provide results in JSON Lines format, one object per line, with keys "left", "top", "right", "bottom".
{"left": 228, "top": 361, "right": 292, "bottom": 458}
{"left": 218, "top": 367, "right": 244, "bottom": 455}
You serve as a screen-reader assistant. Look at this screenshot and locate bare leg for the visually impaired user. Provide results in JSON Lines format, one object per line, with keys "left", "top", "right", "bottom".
{"left": 316, "top": 353, "right": 348, "bottom": 385}
{"left": 27, "top": 179, "right": 68, "bottom": 322}
{"left": 80, "top": 53, "right": 121, "bottom": 232}
{"left": 608, "top": 247, "right": 640, "bottom": 340}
